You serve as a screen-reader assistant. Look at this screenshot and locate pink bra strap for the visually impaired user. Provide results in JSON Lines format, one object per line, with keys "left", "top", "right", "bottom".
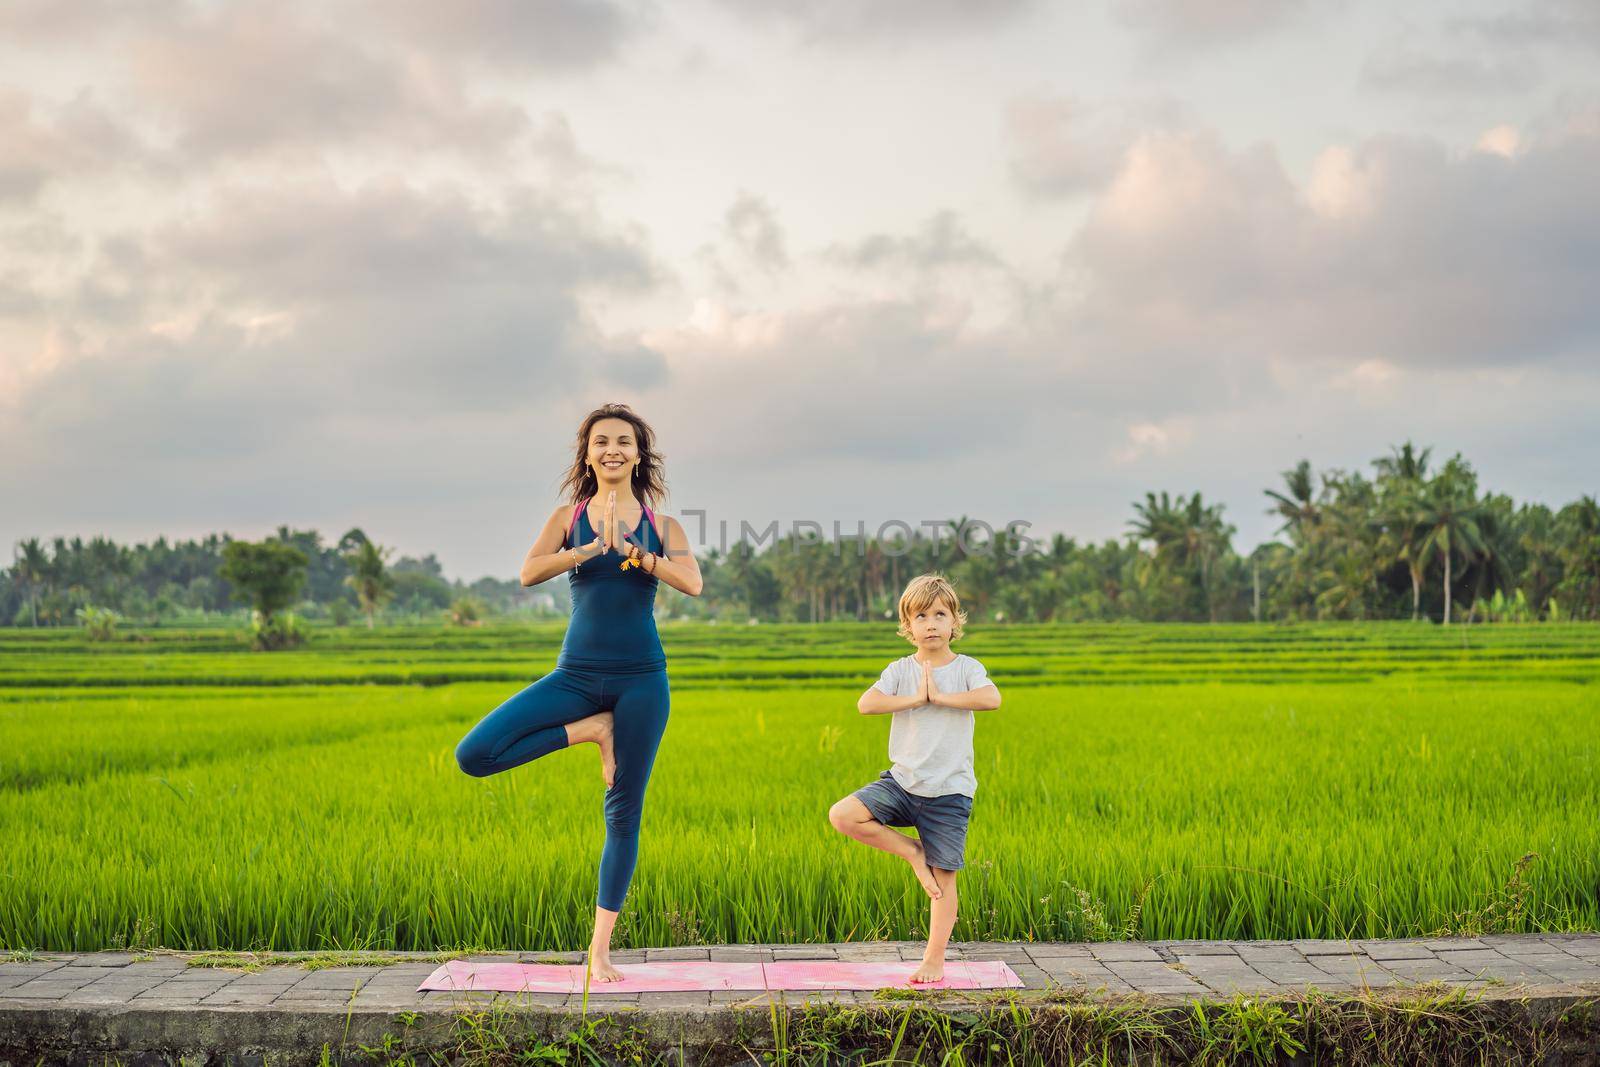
{"left": 567, "top": 496, "right": 589, "bottom": 547}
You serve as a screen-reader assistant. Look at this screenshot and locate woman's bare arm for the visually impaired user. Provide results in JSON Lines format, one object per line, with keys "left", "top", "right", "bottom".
{"left": 642, "top": 514, "right": 703, "bottom": 597}
{"left": 520, "top": 505, "right": 601, "bottom": 587}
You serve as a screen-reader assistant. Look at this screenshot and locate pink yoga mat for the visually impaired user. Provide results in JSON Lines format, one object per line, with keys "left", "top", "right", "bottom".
{"left": 418, "top": 959, "right": 1023, "bottom": 994}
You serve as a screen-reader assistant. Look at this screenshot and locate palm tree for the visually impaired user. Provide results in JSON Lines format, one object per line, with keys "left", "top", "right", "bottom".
{"left": 1264, "top": 460, "right": 1322, "bottom": 544}
{"left": 1130, "top": 492, "right": 1234, "bottom": 620}
{"left": 1414, "top": 466, "right": 1489, "bottom": 626}
{"left": 11, "top": 538, "right": 48, "bottom": 627}
{"left": 1264, "top": 462, "right": 1325, "bottom": 616}
{"left": 1372, "top": 441, "right": 1432, "bottom": 484}
{"left": 1554, "top": 495, "right": 1600, "bottom": 619}
{"left": 1373, "top": 442, "right": 1433, "bottom": 620}
{"left": 1515, "top": 504, "right": 1564, "bottom": 614}
{"left": 1377, "top": 481, "right": 1427, "bottom": 620}
{"left": 342, "top": 540, "right": 395, "bottom": 629}
{"left": 1129, "top": 492, "right": 1186, "bottom": 558}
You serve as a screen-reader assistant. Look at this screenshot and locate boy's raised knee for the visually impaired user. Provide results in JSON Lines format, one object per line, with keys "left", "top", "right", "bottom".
{"left": 827, "top": 798, "right": 862, "bottom": 833}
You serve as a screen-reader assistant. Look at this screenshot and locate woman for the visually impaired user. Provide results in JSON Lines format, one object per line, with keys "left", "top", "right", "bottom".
{"left": 454, "top": 402, "right": 702, "bottom": 981}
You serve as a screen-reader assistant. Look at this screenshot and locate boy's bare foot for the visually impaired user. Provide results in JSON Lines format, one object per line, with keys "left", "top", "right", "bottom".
{"left": 567, "top": 711, "right": 617, "bottom": 788}
{"left": 586, "top": 949, "right": 624, "bottom": 983}
{"left": 909, "top": 958, "right": 946, "bottom": 984}
{"left": 906, "top": 841, "right": 942, "bottom": 900}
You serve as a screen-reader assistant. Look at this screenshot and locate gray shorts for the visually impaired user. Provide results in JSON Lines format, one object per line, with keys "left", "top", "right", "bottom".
{"left": 850, "top": 770, "right": 973, "bottom": 871}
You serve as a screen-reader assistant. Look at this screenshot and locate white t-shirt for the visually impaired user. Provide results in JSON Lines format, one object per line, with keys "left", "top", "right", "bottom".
{"left": 872, "top": 652, "right": 993, "bottom": 799}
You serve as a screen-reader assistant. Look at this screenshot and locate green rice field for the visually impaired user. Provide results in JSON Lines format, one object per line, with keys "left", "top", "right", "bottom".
{"left": 2, "top": 622, "right": 1597, "bottom": 953}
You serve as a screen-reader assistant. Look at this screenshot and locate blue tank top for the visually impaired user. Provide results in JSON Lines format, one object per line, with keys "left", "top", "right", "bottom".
{"left": 557, "top": 501, "right": 667, "bottom": 673}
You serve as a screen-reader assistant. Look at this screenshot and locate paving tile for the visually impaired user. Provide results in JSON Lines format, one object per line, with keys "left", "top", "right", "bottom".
{"left": 200, "top": 990, "right": 282, "bottom": 1006}
{"left": 130, "top": 991, "right": 209, "bottom": 1004}
{"left": 708, "top": 947, "right": 774, "bottom": 962}
{"left": 9, "top": 971, "right": 100, "bottom": 991}
{"left": 494, "top": 992, "right": 574, "bottom": 1008}
{"left": 57, "top": 966, "right": 129, "bottom": 981}
{"left": 1420, "top": 938, "right": 1490, "bottom": 951}
{"left": 0, "top": 961, "right": 71, "bottom": 979}
{"left": 638, "top": 991, "right": 714, "bottom": 1009}
{"left": 1089, "top": 944, "right": 1162, "bottom": 962}
{"left": 1360, "top": 941, "right": 1435, "bottom": 960}
{"left": 1508, "top": 960, "right": 1600, "bottom": 983}
{"left": 1009, "top": 963, "right": 1052, "bottom": 988}
{"left": 1196, "top": 973, "right": 1281, "bottom": 995}
{"left": 1251, "top": 963, "right": 1351, "bottom": 988}
{"left": 1035, "top": 959, "right": 1122, "bottom": 983}
{"left": 646, "top": 947, "right": 711, "bottom": 962}
{"left": 519, "top": 951, "right": 585, "bottom": 964}
{"left": 1234, "top": 945, "right": 1304, "bottom": 963}
{"left": 1157, "top": 942, "right": 1241, "bottom": 956}
{"left": 119, "top": 960, "right": 190, "bottom": 977}
{"left": 835, "top": 947, "right": 905, "bottom": 961}
{"left": 1102, "top": 961, "right": 1206, "bottom": 994}
{"left": 286, "top": 966, "right": 376, "bottom": 985}
{"left": 273, "top": 991, "right": 359, "bottom": 1006}
{"left": 1175, "top": 954, "right": 1260, "bottom": 970}
{"left": 78, "top": 977, "right": 170, "bottom": 996}
{"left": 223, "top": 972, "right": 303, "bottom": 986}
{"left": 1292, "top": 940, "right": 1362, "bottom": 956}
{"left": 1547, "top": 937, "right": 1600, "bottom": 957}
{"left": 1378, "top": 957, "right": 1473, "bottom": 982}
{"left": 1433, "top": 949, "right": 1513, "bottom": 967}
{"left": 144, "top": 979, "right": 234, "bottom": 994}
{"left": 59, "top": 990, "right": 146, "bottom": 1006}
{"left": 81, "top": 953, "right": 141, "bottom": 967}
{"left": 0, "top": 983, "right": 80, "bottom": 1000}
{"left": 1023, "top": 944, "right": 1095, "bottom": 959}
{"left": 710, "top": 989, "right": 781, "bottom": 1006}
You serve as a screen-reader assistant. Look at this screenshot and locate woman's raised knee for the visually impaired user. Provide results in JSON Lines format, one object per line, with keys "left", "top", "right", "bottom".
{"left": 455, "top": 739, "right": 491, "bottom": 777}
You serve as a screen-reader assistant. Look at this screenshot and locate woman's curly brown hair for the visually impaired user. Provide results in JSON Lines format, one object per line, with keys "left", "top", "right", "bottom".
{"left": 557, "top": 402, "right": 669, "bottom": 508}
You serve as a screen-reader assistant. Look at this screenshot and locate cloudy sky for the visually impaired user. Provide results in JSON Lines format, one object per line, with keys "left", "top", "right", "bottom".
{"left": 4, "top": 0, "right": 1597, "bottom": 580}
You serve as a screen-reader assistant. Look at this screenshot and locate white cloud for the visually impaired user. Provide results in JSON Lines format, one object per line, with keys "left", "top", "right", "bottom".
{"left": 1058, "top": 111, "right": 1600, "bottom": 371}
{"left": 1475, "top": 123, "right": 1523, "bottom": 157}
{"left": 1112, "top": 419, "right": 1193, "bottom": 464}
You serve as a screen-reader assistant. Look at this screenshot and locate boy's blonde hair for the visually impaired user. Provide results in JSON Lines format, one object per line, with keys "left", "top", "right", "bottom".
{"left": 895, "top": 573, "right": 968, "bottom": 643}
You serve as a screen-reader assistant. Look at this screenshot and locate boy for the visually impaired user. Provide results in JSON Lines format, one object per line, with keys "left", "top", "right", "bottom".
{"left": 827, "top": 573, "right": 1002, "bottom": 984}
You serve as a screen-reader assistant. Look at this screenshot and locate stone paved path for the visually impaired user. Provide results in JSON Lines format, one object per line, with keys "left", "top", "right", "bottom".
{"left": 4, "top": 934, "right": 1599, "bottom": 1013}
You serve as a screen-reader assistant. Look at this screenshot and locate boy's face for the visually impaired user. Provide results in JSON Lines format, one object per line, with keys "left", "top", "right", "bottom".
{"left": 909, "top": 596, "right": 954, "bottom": 649}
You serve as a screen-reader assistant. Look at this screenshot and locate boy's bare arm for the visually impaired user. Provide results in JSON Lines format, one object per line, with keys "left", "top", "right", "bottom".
{"left": 857, "top": 688, "right": 924, "bottom": 715}
{"left": 929, "top": 683, "right": 1001, "bottom": 711}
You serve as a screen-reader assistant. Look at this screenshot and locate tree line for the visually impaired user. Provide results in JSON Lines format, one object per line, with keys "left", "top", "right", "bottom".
{"left": 1, "top": 525, "right": 556, "bottom": 634}
{"left": 5, "top": 443, "right": 1598, "bottom": 630}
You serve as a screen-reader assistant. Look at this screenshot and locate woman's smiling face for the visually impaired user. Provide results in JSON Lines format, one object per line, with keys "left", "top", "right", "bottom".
{"left": 588, "top": 417, "right": 639, "bottom": 475}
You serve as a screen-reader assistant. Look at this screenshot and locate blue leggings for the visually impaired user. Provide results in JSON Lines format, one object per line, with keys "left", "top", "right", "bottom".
{"left": 454, "top": 667, "right": 670, "bottom": 912}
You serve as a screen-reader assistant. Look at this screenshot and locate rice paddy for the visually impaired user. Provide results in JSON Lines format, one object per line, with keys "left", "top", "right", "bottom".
{"left": 2, "top": 622, "right": 1596, "bottom": 953}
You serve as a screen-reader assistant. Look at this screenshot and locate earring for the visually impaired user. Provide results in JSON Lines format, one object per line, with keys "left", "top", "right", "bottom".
{"left": 633, "top": 464, "right": 640, "bottom": 478}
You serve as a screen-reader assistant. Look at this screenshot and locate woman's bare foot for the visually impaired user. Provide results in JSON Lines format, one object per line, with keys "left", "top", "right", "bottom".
{"left": 909, "top": 957, "right": 946, "bottom": 984}
{"left": 905, "top": 840, "right": 942, "bottom": 900}
{"left": 566, "top": 711, "right": 616, "bottom": 788}
{"left": 587, "top": 948, "right": 624, "bottom": 983}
